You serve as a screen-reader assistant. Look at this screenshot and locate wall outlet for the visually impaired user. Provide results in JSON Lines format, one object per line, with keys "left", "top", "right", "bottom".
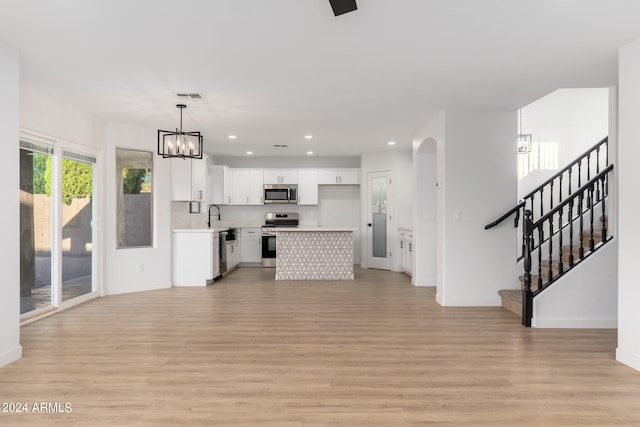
{"left": 137, "top": 263, "right": 144, "bottom": 272}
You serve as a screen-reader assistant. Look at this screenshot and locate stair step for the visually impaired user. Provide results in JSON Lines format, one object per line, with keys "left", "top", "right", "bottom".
{"left": 498, "top": 290, "right": 521, "bottom": 316}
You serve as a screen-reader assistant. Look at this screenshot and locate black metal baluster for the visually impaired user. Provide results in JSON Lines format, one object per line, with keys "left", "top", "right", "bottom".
{"left": 568, "top": 169, "right": 572, "bottom": 197}
{"left": 522, "top": 210, "right": 534, "bottom": 327}
{"left": 578, "top": 160, "right": 582, "bottom": 188}
{"left": 579, "top": 192, "right": 585, "bottom": 259}
{"left": 601, "top": 176, "right": 608, "bottom": 241}
{"left": 538, "top": 228, "right": 543, "bottom": 292}
{"left": 589, "top": 184, "right": 595, "bottom": 251}
{"left": 587, "top": 153, "right": 591, "bottom": 182}
{"left": 558, "top": 207, "right": 564, "bottom": 275}
{"left": 540, "top": 188, "right": 544, "bottom": 219}
{"left": 559, "top": 175, "right": 563, "bottom": 205}
{"left": 550, "top": 181, "right": 554, "bottom": 211}
{"left": 568, "top": 200, "right": 574, "bottom": 267}
{"left": 548, "top": 217, "right": 554, "bottom": 284}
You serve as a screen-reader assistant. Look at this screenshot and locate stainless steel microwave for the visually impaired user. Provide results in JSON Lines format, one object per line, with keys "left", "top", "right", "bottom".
{"left": 264, "top": 184, "right": 298, "bottom": 204}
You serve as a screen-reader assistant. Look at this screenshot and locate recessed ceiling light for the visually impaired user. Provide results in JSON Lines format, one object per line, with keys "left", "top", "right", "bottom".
{"left": 388, "top": 141, "right": 396, "bottom": 145}
{"left": 307, "top": 151, "right": 314, "bottom": 155}
{"left": 304, "top": 135, "right": 313, "bottom": 140}
{"left": 246, "top": 151, "right": 253, "bottom": 155}
{"left": 228, "top": 135, "right": 237, "bottom": 140}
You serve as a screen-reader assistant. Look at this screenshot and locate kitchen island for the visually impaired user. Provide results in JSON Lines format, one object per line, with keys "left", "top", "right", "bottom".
{"left": 275, "top": 227, "right": 354, "bottom": 280}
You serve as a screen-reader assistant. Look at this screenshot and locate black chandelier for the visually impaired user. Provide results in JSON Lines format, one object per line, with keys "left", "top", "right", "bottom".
{"left": 157, "top": 104, "right": 203, "bottom": 159}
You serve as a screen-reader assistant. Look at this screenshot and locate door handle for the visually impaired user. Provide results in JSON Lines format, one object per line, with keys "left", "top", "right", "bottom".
{"left": 367, "top": 223, "right": 372, "bottom": 227}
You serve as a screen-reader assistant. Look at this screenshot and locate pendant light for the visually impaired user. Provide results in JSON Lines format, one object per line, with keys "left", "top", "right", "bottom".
{"left": 157, "top": 104, "right": 203, "bottom": 159}
{"left": 517, "top": 108, "right": 532, "bottom": 154}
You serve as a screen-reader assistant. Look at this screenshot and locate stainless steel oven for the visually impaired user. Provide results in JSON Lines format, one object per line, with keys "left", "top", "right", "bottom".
{"left": 261, "top": 213, "right": 299, "bottom": 267}
{"left": 261, "top": 231, "right": 277, "bottom": 267}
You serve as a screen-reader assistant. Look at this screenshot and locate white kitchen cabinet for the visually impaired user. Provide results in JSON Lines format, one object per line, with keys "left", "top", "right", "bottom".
{"left": 318, "top": 168, "right": 360, "bottom": 185}
{"left": 231, "top": 169, "right": 264, "bottom": 205}
{"left": 227, "top": 240, "right": 241, "bottom": 270}
{"left": 173, "top": 231, "right": 219, "bottom": 286}
{"left": 190, "top": 157, "right": 207, "bottom": 201}
{"left": 209, "top": 165, "right": 232, "bottom": 205}
{"left": 297, "top": 170, "right": 318, "bottom": 205}
{"left": 171, "top": 156, "right": 207, "bottom": 202}
{"left": 263, "top": 169, "right": 298, "bottom": 184}
{"left": 240, "top": 228, "right": 262, "bottom": 263}
{"left": 398, "top": 227, "right": 413, "bottom": 276}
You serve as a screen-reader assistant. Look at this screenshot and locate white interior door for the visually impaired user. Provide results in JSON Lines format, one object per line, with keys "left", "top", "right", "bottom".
{"left": 366, "top": 171, "right": 391, "bottom": 270}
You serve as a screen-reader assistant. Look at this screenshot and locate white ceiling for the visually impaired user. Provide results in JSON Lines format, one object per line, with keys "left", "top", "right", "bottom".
{"left": 1, "top": 0, "right": 640, "bottom": 157}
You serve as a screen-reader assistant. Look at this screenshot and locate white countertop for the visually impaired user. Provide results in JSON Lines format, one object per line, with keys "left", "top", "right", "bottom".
{"left": 275, "top": 227, "right": 354, "bottom": 232}
{"left": 172, "top": 227, "right": 229, "bottom": 233}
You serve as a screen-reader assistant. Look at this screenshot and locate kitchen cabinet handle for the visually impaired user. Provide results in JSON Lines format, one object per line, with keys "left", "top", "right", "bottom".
{"left": 247, "top": 196, "right": 249, "bottom": 203}
{"left": 199, "top": 190, "right": 203, "bottom": 199}
{"left": 335, "top": 176, "right": 338, "bottom": 184}
{"left": 409, "top": 243, "right": 412, "bottom": 252}
{"left": 400, "top": 241, "right": 404, "bottom": 249}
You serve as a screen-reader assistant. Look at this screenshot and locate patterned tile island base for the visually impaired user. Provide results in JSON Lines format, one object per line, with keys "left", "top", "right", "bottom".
{"left": 275, "top": 230, "right": 354, "bottom": 280}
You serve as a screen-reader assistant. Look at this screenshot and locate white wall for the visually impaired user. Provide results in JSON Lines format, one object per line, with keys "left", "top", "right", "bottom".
{"left": 215, "top": 156, "right": 360, "bottom": 168}
{"left": 518, "top": 88, "right": 609, "bottom": 198}
{"left": 533, "top": 241, "right": 618, "bottom": 328}
{"left": 104, "top": 122, "right": 172, "bottom": 294}
{"left": 438, "top": 110, "right": 519, "bottom": 306}
{"left": 617, "top": 38, "right": 640, "bottom": 372}
{"left": 413, "top": 115, "right": 442, "bottom": 287}
{"left": 360, "top": 150, "right": 413, "bottom": 271}
{"left": 20, "top": 78, "right": 99, "bottom": 149}
{"left": 0, "top": 42, "right": 22, "bottom": 367}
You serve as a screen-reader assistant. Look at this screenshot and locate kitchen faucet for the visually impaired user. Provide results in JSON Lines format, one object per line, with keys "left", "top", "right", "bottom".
{"left": 207, "top": 204, "right": 221, "bottom": 228}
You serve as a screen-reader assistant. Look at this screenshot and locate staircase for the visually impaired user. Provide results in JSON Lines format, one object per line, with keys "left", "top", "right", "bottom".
{"left": 498, "top": 226, "right": 606, "bottom": 317}
{"left": 486, "top": 137, "right": 614, "bottom": 326}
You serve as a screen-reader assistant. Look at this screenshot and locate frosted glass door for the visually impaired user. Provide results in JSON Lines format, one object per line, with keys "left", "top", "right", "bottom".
{"left": 367, "top": 171, "right": 391, "bottom": 270}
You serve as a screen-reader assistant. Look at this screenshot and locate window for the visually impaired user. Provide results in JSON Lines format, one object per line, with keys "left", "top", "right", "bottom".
{"left": 116, "top": 148, "right": 153, "bottom": 248}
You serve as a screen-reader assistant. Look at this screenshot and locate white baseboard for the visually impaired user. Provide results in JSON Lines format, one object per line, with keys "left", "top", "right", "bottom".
{"left": 437, "top": 296, "right": 501, "bottom": 307}
{"left": 0, "top": 345, "right": 22, "bottom": 367}
{"left": 616, "top": 347, "right": 640, "bottom": 372}
{"left": 413, "top": 279, "right": 434, "bottom": 287}
{"left": 532, "top": 318, "right": 618, "bottom": 329}
{"left": 106, "top": 282, "right": 172, "bottom": 295}
{"left": 435, "top": 293, "right": 444, "bottom": 306}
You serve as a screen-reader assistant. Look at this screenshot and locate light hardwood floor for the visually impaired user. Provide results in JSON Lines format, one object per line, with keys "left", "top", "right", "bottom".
{"left": 1, "top": 267, "right": 639, "bottom": 426}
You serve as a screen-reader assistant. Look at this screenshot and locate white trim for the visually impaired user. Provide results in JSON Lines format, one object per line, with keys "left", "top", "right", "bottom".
{"left": 436, "top": 296, "right": 502, "bottom": 307}
{"left": 616, "top": 347, "right": 640, "bottom": 372}
{"left": 532, "top": 318, "right": 618, "bottom": 329}
{"left": 0, "top": 345, "right": 23, "bottom": 368}
{"left": 435, "top": 293, "right": 444, "bottom": 306}
{"left": 413, "top": 280, "right": 434, "bottom": 287}
{"left": 107, "top": 282, "right": 172, "bottom": 296}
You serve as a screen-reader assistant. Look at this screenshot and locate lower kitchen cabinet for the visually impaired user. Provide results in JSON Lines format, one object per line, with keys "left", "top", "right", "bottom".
{"left": 240, "top": 228, "right": 262, "bottom": 263}
{"left": 398, "top": 227, "right": 413, "bottom": 276}
{"left": 173, "top": 231, "right": 220, "bottom": 286}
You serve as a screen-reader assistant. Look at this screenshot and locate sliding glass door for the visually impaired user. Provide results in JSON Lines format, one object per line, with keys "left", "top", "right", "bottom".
{"left": 19, "top": 136, "right": 99, "bottom": 318}
{"left": 19, "top": 140, "right": 54, "bottom": 314}
{"left": 60, "top": 151, "right": 96, "bottom": 303}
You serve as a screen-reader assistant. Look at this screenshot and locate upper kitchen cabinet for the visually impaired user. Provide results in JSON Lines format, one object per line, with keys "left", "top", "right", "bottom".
{"left": 231, "top": 169, "right": 264, "bottom": 205}
{"left": 297, "top": 170, "right": 318, "bottom": 205}
{"left": 171, "top": 155, "right": 207, "bottom": 202}
{"left": 263, "top": 169, "right": 298, "bottom": 185}
{"left": 318, "top": 168, "right": 360, "bottom": 185}
{"left": 209, "top": 165, "right": 232, "bottom": 205}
